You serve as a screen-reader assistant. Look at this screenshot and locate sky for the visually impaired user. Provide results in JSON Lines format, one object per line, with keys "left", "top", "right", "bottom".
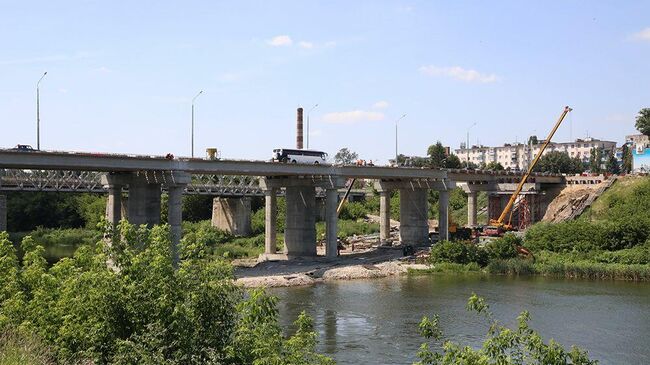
{"left": 1, "top": 0, "right": 649, "bottom": 164}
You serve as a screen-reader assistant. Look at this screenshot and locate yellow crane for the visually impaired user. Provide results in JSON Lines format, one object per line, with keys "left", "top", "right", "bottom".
{"left": 489, "top": 106, "right": 572, "bottom": 230}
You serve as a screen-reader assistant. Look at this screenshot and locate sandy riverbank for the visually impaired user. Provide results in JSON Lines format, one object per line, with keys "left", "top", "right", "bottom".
{"left": 234, "top": 248, "right": 429, "bottom": 288}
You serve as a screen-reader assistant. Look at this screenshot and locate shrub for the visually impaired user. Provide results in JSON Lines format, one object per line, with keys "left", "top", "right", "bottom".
{"left": 429, "top": 241, "right": 488, "bottom": 267}
{"left": 338, "top": 201, "right": 368, "bottom": 220}
{"left": 485, "top": 233, "right": 520, "bottom": 260}
{"left": 0, "top": 224, "right": 331, "bottom": 364}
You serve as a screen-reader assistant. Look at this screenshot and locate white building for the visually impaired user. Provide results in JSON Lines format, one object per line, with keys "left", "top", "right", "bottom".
{"left": 455, "top": 138, "right": 617, "bottom": 171}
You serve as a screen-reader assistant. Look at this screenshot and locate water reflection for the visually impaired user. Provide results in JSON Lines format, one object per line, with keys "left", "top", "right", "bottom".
{"left": 271, "top": 275, "right": 650, "bottom": 365}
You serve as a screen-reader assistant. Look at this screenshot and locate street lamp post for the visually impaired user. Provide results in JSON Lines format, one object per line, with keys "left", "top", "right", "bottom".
{"left": 191, "top": 90, "right": 203, "bottom": 158}
{"left": 394, "top": 114, "right": 407, "bottom": 165}
{"left": 466, "top": 122, "right": 477, "bottom": 168}
{"left": 36, "top": 72, "right": 47, "bottom": 150}
{"left": 306, "top": 103, "right": 318, "bottom": 149}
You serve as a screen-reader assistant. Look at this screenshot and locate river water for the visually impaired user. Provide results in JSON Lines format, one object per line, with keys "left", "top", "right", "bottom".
{"left": 271, "top": 275, "right": 650, "bottom": 365}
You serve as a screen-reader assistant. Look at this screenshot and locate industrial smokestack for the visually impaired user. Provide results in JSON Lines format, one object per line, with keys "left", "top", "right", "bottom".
{"left": 296, "top": 107, "right": 304, "bottom": 149}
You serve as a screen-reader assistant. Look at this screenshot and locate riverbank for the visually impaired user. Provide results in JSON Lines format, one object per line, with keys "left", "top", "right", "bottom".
{"left": 408, "top": 257, "right": 650, "bottom": 281}
{"left": 234, "top": 248, "right": 428, "bottom": 287}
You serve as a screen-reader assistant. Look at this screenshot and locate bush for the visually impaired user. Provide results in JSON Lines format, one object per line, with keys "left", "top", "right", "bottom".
{"left": 429, "top": 241, "right": 488, "bottom": 267}
{"left": 525, "top": 219, "right": 650, "bottom": 253}
{"left": 338, "top": 201, "right": 368, "bottom": 220}
{"left": 0, "top": 227, "right": 331, "bottom": 364}
{"left": 485, "top": 233, "right": 520, "bottom": 260}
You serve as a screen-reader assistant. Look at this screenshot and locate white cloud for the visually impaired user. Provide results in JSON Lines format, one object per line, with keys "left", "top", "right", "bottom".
{"left": 419, "top": 65, "right": 499, "bottom": 83}
{"left": 322, "top": 110, "right": 385, "bottom": 124}
{"left": 298, "top": 41, "right": 314, "bottom": 49}
{"left": 309, "top": 129, "right": 322, "bottom": 137}
{"left": 372, "top": 100, "right": 389, "bottom": 109}
{"left": 631, "top": 27, "right": 650, "bottom": 41}
{"left": 58, "top": 88, "right": 68, "bottom": 94}
{"left": 267, "top": 35, "right": 293, "bottom": 46}
{"left": 324, "top": 41, "right": 337, "bottom": 48}
{"left": 95, "top": 66, "right": 112, "bottom": 73}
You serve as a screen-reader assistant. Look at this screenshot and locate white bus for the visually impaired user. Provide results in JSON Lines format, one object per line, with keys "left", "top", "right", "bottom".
{"left": 272, "top": 148, "right": 329, "bottom": 164}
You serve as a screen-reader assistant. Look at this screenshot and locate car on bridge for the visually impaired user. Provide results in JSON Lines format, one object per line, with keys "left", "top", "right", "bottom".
{"left": 12, "top": 144, "right": 35, "bottom": 151}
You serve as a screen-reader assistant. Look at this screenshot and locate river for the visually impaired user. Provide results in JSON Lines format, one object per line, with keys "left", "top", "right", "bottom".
{"left": 271, "top": 275, "right": 650, "bottom": 364}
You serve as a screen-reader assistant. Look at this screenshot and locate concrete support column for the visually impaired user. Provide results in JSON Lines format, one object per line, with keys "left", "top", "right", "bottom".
{"left": 438, "top": 190, "right": 449, "bottom": 241}
{"left": 0, "top": 194, "right": 6, "bottom": 232}
{"left": 264, "top": 188, "right": 277, "bottom": 255}
{"left": 167, "top": 185, "right": 184, "bottom": 265}
{"left": 467, "top": 191, "right": 477, "bottom": 227}
{"left": 379, "top": 190, "right": 391, "bottom": 244}
{"left": 106, "top": 184, "right": 123, "bottom": 227}
{"left": 325, "top": 188, "right": 338, "bottom": 258}
{"left": 284, "top": 185, "right": 316, "bottom": 256}
{"left": 399, "top": 188, "right": 429, "bottom": 245}
{"left": 164, "top": 172, "right": 190, "bottom": 267}
{"left": 211, "top": 197, "right": 252, "bottom": 236}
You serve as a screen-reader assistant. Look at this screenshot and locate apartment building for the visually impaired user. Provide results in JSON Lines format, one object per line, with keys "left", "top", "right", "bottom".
{"left": 455, "top": 137, "right": 617, "bottom": 170}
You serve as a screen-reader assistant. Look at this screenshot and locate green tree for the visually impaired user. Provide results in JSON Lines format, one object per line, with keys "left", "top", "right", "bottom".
{"left": 621, "top": 144, "right": 633, "bottom": 173}
{"left": 485, "top": 161, "right": 505, "bottom": 171}
{"left": 527, "top": 135, "right": 539, "bottom": 145}
{"left": 534, "top": 151, "right": 584, "bottom": 174}
{"left": 635, "top": 108, "right": 650, "bottom": 136}
{"left": 415, "top": 294, "right": 597, "bottom": 365}
{"left": 605, "top": 151, "right": 620, "bottom": 174}
{"left": 427, "top": 142, "right": 448, "bottom": 168}
{"left": 444, "top": 154, "right": 462, "bottom": 169}
{"left": 0, "top": 224, "right": 331, "bottom": 364}
{"left": 334, "top": 148, "right": 358, "bottom": 165}
{"left": 589, "top": 147, "right": 604, "bottom": 173}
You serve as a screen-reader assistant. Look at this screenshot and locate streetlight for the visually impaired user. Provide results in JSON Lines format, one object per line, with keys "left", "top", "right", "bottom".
{"left": 191, "top": 90, "right": 203, "bottom": 158}
{"left": 36, "top": 71, "right": 47, "bottom": 150}
{"left": 306, "top": 103, "right": 318, "bottom": 149}
{"left": 466, "top": 122, "right": 477, "bottom": 167}
{"left": 394, "top": 114, "right": 407, "bottom": 165}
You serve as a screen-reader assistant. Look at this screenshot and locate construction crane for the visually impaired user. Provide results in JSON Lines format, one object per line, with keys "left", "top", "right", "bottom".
{"left": 488, "top": 106, "right": 572, "bottom": 231}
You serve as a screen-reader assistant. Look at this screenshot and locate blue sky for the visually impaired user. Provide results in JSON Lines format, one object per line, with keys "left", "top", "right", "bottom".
{"left": 1, "top": 1, "right": 649, "bottom": 163}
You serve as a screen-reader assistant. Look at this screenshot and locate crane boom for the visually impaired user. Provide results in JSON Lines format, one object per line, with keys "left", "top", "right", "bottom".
{"left": 491, "top": 106, "right": 572, "bottom": 228}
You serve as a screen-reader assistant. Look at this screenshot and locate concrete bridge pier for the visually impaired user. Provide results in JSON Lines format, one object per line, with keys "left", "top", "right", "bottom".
{"left": 165, "top": 173, "right": 191, "bottom": 265}
{"left": 285, "top": 185, "right": 317, "bottom": 256}
{"left": 263, "top": 187, "right": 278, "bottom": 255}
{"left": 379, "top": 190, "right": 391, "bottom": 244}
{"left": 400, "top": 187, "right": 429, "bottom": 246}
{"left": 211, "top": 197, "right": 252, "bottom": 236}
{"left": 260, "top": 176, "right": 345, "bottom": 260}
{"left": 376, "top": 179, "right": 452, "bottom": 246}
{"left": 0, "top": 194, "right": 6, "bottom": 232}
{"left": 467, "top": 191, "right": 477, "bottom": 228}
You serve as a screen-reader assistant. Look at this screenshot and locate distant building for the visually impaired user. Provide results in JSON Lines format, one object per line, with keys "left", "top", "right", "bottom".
{"left": 626, "top": 134, "right": 650, "bottom": 148}
{"left": 454, "top": 137, "right": 617, "bottom": 171}
{"left": 625, "top": 134, "right": 650, "bottom": 172}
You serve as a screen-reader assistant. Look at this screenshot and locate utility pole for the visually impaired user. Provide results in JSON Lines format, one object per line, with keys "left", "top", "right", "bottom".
{"left": 394, "top": 114, "right": 407, "bottom": 165}
{"left": 191, "top": 90, "right": 203, "bottom": 158}
{"left": 36, "top": 72, "right": 47, "bottom": 150}
{"left": 306, "top": 103, "right": 318, "bottom": 149}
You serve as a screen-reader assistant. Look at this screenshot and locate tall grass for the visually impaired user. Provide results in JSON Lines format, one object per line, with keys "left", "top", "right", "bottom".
{"left": 0, "top": 330, "right": 54, "bottom": 365}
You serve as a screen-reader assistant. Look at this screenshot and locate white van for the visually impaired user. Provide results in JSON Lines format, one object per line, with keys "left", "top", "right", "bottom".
{"left": 272, "top": 148, "right": 328, "bottom": 164}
